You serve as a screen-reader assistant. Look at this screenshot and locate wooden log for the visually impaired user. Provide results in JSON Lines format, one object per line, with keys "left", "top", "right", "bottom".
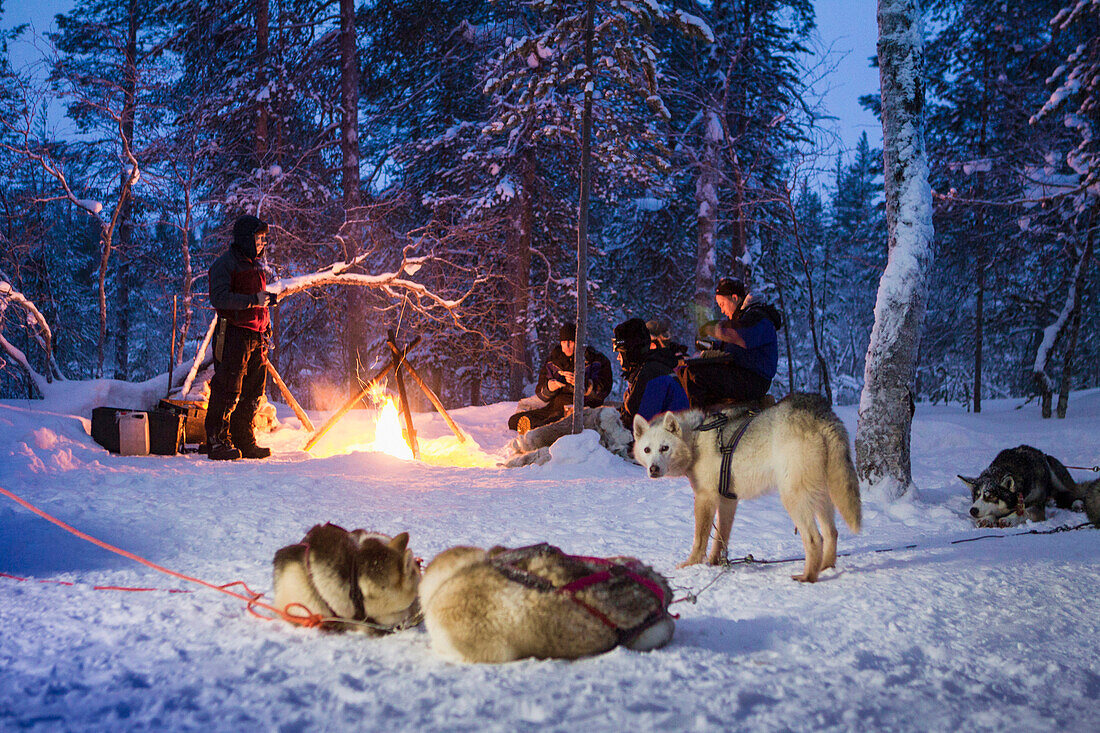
{"left": 387, "top": 333, "right": 420, "bottom": 460}
{"left": 402, "top": 361, "right": 465, "bottom": 442}
{"left": 302, "top": 336, "right": 420, "bottom": 453}
{"left": 264, "top": 359, "right": 315, "bottom": 432}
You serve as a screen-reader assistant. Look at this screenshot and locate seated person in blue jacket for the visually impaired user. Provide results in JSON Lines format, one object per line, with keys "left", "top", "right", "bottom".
{"left": 614, "top": 317, "right": 689, "bottom": 428}
{"left": 508, "top": 322, "right": 613, "bottom": 433}
{"left": 683, "top": 277, "right": 783, "bottom": 408}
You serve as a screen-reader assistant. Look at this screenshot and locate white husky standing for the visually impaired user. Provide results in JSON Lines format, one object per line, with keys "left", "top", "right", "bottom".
{"left": 633, "top": 393, "right": 862, "bottom": 582}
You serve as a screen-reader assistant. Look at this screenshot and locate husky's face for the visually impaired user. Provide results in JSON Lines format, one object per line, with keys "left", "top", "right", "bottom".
{"left": 959, "top": 471, "right": 1022, "bottom": 522}
{"left": 633, "top": 412, "right": 692, "bottom": 478}
{"left": 353, "top": 531, "right": 422, "bottom": 628}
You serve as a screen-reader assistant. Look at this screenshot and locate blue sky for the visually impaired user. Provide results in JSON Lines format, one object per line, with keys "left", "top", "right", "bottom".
{"left": 4, "top": 0, "right": 884, "bottom": 167}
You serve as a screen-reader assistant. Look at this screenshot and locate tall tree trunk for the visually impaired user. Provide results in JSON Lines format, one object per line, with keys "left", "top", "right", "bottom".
{"left": 339, "top": 0, "right": 363, "bottom": 394}
{"left": 114, "top": 0, "right": 138, "bottom": 381}
{"left": 1032, "top": 208, "right": 1096, "bottom": 419}
{"left": 572, "top": 0, "right": 595, "bottom": 434}
{"left": 509, "top": 151, "right": 534, "bottom": 400}
{"left": 855, "top": 0, "right": 936, "bottom": 499}
{"left": 694, "top": 110, "right": 721, "bottom": 321}
{"left": 1056, "top": 209, "right": 1095, "bottom": 418}
{"left": 255, "top": 0, "right": 270, "bottom": 165}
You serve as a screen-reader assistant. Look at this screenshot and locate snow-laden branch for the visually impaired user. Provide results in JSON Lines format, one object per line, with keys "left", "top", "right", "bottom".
{"left": 268, "top": 242, "right": 494, "bottom": 334}
{"left": 0, "top": 279, "right": 65, "bottom": 390}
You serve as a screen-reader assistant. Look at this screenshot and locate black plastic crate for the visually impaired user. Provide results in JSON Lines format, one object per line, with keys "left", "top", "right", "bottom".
{"left": 147, "top": 410, "right": 183, "bottom": 455}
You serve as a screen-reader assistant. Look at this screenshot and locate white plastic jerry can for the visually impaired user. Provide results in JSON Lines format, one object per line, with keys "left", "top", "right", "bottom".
{"left": 117, "top": 411, "right": 150, "bottom": 456}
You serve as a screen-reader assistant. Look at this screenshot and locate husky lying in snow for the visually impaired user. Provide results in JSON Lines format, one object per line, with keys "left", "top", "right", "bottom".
{"left": 632, "top": 394, "right": 862, "bottom": 582}
{"left": 960, "top": 445, "right": 1100, "bottom": 527}
{"left": 272, "top": 523, "right": 421, "bottom": 633}
{"left": 418, "top": 543, "right": 675, "bottom": 663}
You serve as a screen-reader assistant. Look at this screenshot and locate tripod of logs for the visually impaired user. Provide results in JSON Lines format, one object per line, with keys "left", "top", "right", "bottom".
{"left": 302, "top": 330, "right": 465, "bottom": 455}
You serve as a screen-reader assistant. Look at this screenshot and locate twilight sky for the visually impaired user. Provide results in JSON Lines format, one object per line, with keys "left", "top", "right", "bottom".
{"left": 3, "top": 0, "right": 884, "bottom": 168}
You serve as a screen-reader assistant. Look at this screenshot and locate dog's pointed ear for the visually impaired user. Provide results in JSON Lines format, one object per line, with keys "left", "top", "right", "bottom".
{"left": 388, "top": 532, "right": 409, "bottom": 554}
{"left": 958, "top": 475, "right": 976, "bottom": 488}
{"left": 661, "top": 411, "right": 681, "bottom": 436}
{"left": 1001, "top": 475, "right": 1015, "bottom": 492}
{"left": 633, "top": 413, "right": 649, "bottom": 439}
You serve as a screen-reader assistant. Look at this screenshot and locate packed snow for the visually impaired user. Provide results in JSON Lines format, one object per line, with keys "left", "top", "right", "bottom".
{"left": 2, "top": 386, "right": 1099, "bottom": 731}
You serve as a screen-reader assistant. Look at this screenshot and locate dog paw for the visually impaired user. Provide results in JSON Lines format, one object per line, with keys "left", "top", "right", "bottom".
{"left": 790, "top": 572, "right": 818, "bottom": 583}
{"left": 677, "top": 557, "right": 704, "bottom": 569}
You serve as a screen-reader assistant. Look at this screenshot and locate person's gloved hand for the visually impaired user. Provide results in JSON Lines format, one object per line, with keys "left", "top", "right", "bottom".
{"left": 253, "top": 291, "right": 278, "bottom": 306}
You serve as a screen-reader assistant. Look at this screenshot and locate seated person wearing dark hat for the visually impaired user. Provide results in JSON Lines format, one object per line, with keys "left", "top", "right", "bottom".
{"left": 508, "top": 322, "right": 613, "bottom": 433}
{"left": 614, "top": 317, "right": 689, "bottom": 428}
{"left": 683, "top": 277, "right": 783, "bottom": 408}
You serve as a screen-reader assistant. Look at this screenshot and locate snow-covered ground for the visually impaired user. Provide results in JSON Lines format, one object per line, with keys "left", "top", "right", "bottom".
{"left": 2, "top": 386, "right": 1099, "bottom": 731}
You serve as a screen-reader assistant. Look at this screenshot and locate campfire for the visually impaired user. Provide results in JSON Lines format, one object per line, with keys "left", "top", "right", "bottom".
{"left": 303, "top": 333, "right": 494, "bottom": 467}
{"left": 362, "top": 384, "right": 414, "bottom": 461}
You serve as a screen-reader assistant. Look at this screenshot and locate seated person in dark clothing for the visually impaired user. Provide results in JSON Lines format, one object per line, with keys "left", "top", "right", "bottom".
{"left": 683, "top": 278, "right": 783, "bottom": 409}
{"left": 614, "top": 318, "right": 689, "bottom": 428}
{"left": 508, "top": 322, "right": 613, "bottom": 433}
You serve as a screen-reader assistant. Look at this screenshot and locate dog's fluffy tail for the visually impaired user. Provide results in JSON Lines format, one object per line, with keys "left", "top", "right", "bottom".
{"left": 827, "top": 427, "right": 862, "bottom": 533}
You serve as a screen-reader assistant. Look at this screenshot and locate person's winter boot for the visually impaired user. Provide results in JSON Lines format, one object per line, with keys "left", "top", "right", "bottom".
{"left": 231, "top": 414, "right": 270, "bottom": 459}
{"left": 204, "top": 390, "right": 236, "bottom": 458}
{"left": 236, "top": 441, "right": 271, "bottom": 459}
{"left": 208, "top": 435, "right": 242, "bottom": 461}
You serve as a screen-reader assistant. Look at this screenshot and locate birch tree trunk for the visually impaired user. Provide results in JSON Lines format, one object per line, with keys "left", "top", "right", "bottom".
{"left": 855, "top": 0, "right": 935, "bottom": 499}
{"left": 694, "top": 110, "right": 721, "bottom": 319}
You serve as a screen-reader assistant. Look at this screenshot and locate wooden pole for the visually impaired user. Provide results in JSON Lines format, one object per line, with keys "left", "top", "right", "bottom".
{"left": 264, "top": 359, "right": 315, "bottom": 432}
{"left": 401, "top": 361, "right": 465, "bottom": 442}
{"left": 303, "top": 336, "right": 420, "bottom": 453}
{"left": 387, "top": 331, "right": 419, "bottom": 460}
{"left": 180, "top": 315, "right": 217, "bottom": 398}
{"left": 167, "top": 295, "right": 177, "bottom": 398}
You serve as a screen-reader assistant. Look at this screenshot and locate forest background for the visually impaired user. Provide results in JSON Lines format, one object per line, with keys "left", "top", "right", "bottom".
{"left": 0, "top": 0, "right": 1096, "bottom": 416}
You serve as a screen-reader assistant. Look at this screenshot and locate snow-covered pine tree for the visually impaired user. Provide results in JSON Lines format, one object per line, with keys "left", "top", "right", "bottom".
{"left": 1030, "top": 0, "right": 1100, "bottom": 416}
{"left": 855, "top": 0, "right": 935, "bottom": 499}
{"left": 923, "top": 0, "right": 1072, "bottom": 410}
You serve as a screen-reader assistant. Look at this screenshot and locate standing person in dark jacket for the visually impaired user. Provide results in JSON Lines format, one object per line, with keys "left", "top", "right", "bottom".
{"left": 507, "top": 322, "right": 613, "bottom": 433}
{"left": 204, "top": 215, "right": 279, "bottom": 460}
{"left": 684, "top": 277, "right": 782, "bottom": 408}
{"left": 614, "top": 318, "right": 689, "bottom": 428}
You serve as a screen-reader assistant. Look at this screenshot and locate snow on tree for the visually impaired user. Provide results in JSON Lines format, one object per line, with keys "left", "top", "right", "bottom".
{"left": 855, "top": 0, "right": 936, "bottom": 500}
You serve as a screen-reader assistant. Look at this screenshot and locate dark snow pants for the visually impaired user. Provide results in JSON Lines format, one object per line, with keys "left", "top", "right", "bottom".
{"left": 682, "top": 359, "right": 770, "bottom": 409}
{"left": 205, "top": 321, "right": 267, "bottom": 448}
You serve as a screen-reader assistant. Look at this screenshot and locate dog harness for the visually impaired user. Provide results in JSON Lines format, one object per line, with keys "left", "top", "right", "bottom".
{"left": 489, "top": 543, "right": 673, "bottom": 648}
{"left": 696, "top": 410, "right": 756, "bottom": 500}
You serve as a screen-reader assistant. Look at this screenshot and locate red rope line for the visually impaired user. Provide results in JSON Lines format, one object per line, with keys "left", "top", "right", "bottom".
{"left": 0, "top": 485, "right": 323, "bottom": 628}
